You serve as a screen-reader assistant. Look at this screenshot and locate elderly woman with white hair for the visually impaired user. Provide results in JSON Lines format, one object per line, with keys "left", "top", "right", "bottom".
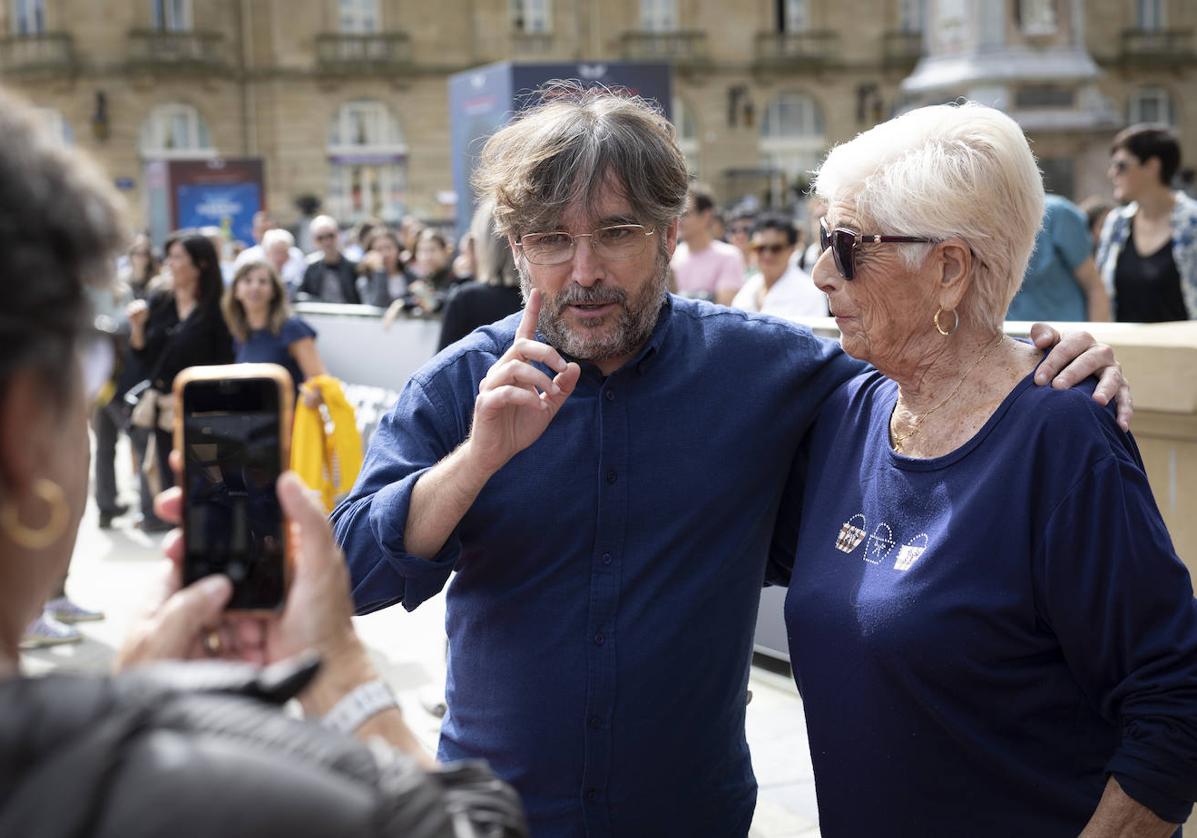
{"left": 780, "top": 102, "right": 1197, "bottom": 835}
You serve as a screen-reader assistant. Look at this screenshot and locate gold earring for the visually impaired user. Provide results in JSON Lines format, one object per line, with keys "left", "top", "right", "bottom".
{"left": 0, "top": 478, "right": 69, "bottom": 550}
{"left": 934, "top": 307, "right": 959, "bottom": 337}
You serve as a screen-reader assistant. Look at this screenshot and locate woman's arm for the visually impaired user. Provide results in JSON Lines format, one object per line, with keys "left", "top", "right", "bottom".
{"left": 1080, "top": 777, "right": 1178, "bottom": 837}
{"left": 290, "top": 336, "right": 327, "bottom": 407}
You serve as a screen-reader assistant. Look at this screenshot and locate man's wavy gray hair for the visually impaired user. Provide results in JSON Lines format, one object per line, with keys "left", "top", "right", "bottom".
{"left": 472, "top": 81, "right": 690, "bottom": 238}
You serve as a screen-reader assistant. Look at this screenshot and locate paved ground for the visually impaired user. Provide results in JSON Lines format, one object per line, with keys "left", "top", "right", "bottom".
{"left": 22, "top": 436, "right": 822, "bottom": 837}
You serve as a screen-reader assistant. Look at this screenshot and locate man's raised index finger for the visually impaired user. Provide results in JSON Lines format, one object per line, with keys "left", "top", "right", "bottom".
{"left": 517, "top": 288, "right": 540, "bottom": 341}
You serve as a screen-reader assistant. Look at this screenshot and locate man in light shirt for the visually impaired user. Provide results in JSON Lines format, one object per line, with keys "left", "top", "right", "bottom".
{"left": 732, "top": 214, "right": 828, "bottom": 318}
{"left": 670, "top": 186, "right": 744, "bottom": 305}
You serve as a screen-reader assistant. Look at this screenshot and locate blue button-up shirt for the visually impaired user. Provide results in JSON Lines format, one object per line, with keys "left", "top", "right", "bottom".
{"left": 332, "top": 296, "right": 861, "bottom": 837}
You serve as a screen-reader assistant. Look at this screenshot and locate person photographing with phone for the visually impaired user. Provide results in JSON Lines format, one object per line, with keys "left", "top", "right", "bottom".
{"left": 0, "top": 86, "right": 525, "bottom": 838}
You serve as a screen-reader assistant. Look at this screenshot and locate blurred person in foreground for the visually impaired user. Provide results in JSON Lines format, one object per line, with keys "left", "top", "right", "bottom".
{"left": 1097, "top": 124, "right": 1197, "bottom": 321}
{"left": 730, "top": 214, "right": 827, "bottom": 319}
{"left": 0, "top": 86, "right": 525, "bottom": 838}
{"left": 1006, "top": 193, "right": 1110, "bottom": 322}
{"left": 331, "top": 82, "right": 1129, "bottom": 838}
{"left": 785, "top": 101, "right": 1197, "bottom": 836}
{"left": 436, "top": 198, "right": 524, "bottom": 352}
{"left": 670, "top": 185, "right": 745, "bottom": 304}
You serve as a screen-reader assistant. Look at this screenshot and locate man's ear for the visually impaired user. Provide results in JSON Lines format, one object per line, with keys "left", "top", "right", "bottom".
{"left": 664, "top": 218, "right": 679, "bottom": 256}
{"left": 935, "top": 238, "right": 975, "bottom": 312}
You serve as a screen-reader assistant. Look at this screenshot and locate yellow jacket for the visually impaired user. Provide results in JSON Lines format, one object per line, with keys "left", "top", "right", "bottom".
{"left": 291, "top": 375, "right": 364, "bottom": 512}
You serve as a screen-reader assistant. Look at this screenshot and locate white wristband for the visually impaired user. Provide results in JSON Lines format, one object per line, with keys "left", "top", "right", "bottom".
{"left": 321, "top": 680, "right": 398, "bottom": 735}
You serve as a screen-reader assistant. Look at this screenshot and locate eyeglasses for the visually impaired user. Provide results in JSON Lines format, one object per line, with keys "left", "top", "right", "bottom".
{"left": 516, "top": 224, "right": 655, "bottom": 266}
{"left": 819, "top": 221, "right": 933, "bottom": 280}
{"left": 751, "top": 242, "right": 790, "bottom": 256}
{"left": 1108, "top": 159, "right": 1133, "bottom": 175}
{"left": 730, "top": 225, "right": 753, "bottom": 236}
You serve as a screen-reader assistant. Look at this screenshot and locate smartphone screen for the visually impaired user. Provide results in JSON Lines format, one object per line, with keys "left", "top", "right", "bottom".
{"left": 182, "top": 377, "right": 285, "bottom": 610}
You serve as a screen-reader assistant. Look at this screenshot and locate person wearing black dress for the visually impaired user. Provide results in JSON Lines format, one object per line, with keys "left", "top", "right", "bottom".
{"left": 127, "top": 233, "right": 234, "bottom": 530}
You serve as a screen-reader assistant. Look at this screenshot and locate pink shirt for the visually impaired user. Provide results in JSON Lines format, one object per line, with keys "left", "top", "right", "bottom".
{"left": 670, "top": 240, "right": 745, "bottom": 296}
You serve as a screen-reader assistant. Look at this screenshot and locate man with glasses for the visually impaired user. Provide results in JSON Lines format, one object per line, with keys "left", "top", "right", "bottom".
{"left": 298, "top": 215, "right": 360, "bottom": 304}
{"left": 332, "top": 84, "right": 1128, "bottom": 838}
{"left": 731, "top": 214, "right": 828, "bottom": 318}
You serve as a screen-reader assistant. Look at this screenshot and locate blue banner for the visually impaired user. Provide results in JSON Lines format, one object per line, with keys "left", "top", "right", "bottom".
{"left": 176, "top": 182, "right": 261, "bottom": 246}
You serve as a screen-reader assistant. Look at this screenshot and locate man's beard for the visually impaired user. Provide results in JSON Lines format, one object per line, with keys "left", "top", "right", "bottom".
{"left": 520, "top": 250, "right": 669, "bottom": 363}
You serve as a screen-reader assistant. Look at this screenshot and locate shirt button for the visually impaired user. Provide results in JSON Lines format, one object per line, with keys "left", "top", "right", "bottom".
{"left": 585, "top": 788, "right": 598, "bottom": 801}
{"left": 605, "top": 469, "right": 617, "bottom": 484}
{"left": 604, "top": 389, "right": 615, "bottom": 402}
{"left": 589, "top": 715, "right": 603, "bottom": 729}
{"left": 601, "top": 552, "right": 612, "bottom": 565}
{"left": 594, "top": 632, "right": 605, "bottom": 646}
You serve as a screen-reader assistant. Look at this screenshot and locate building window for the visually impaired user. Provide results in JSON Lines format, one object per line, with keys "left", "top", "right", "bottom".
{"left": 511, "top": 0, "right": 550, "bottom": 33}
{"left": 338, "top": 0, "right": 379, "bottom": 33}
{"left": 34, "top": 107, "right": 71, "bottom": 144}
{"left": 1128, "top": 87, "right": 1175, "bottom": 126}
{"left": 898, "top": 0, "right": 923, "bottom": 32}
{"left": 151, "top": 0, "right": 191, "bottom": 32}
{"left": 327, "top": 100, "right": 408, "bottom": 223}
{"left": 779, "top": 0, "right": 809, "bottom": 32}
{"left": 1019, "top": 0, "right": 1056, "bottom": 35}
{"left": 1136, "top": 0, "right": 1165, "bottom": 30}
{"left": 139, "top": 103, "right": 213, "bottom": 159}
{"left": 640, "top": 0, "right": 676, "bottom": 33}
{"left": 761, "top": 92, "right": 825, "bottom": 202}
{"left": 10, "top": 0, "right": 44, "bottom": 35}
{"left": 673, "top": 97, "right": 700, "bottom": 177}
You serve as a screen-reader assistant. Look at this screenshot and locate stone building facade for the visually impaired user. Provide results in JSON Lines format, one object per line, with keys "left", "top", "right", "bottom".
{"left": 0, "top": 0, "right": 1192, "bottom": 236}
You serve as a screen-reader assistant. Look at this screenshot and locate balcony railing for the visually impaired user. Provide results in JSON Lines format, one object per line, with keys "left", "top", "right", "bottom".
{"left": 0, "top": 32, "right": 75, "bottom": 75}
{"left": 511, "top": 31, "right": 555, "bottom": 56}
{"left": 620, "top": 30, "right": 708, "bottom": 65}
{"left": 882, "top": 30, "right": 922, "bottom": 70}
{"left": 1119, "top": 28, "right": 1196, "bottom": 66}
{"left": 315, "top": 33, "right": 413, "bottom": 73}
{"left": 754, "top": 31, "right": 839, "bottom": 70}
{"left": 126, "top": 29, "right": 227, "bottom": 71}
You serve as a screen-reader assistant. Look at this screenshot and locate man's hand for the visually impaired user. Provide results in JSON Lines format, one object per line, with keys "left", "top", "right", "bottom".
{"left": 1029, "top": 323, "right": 1132, "bottom": 431}
{"left": 466, "top": 289, "right": 581, "bottom": 476}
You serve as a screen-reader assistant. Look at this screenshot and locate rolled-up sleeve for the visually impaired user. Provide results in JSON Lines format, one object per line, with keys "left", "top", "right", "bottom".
{"left": 332, "top": 373, "right": 469, "bottom": 615}
{"left": 1036, "top": 451, "right": 1197, "bottom": 824}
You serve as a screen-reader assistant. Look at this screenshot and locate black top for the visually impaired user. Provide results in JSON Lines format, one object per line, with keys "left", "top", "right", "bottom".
{"left": 436, "top": 282, "right": 524, "bottom": 352}
{"left": 134, "top": 292, "right": 234, "bottom": 390}
{"left": 1114, "top": 230, "right": 1188, "bottom": 322}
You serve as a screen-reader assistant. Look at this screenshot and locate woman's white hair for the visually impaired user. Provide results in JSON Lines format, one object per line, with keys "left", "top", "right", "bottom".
{"left": 812, "top": 101, "right": 1044, "bottom": 330}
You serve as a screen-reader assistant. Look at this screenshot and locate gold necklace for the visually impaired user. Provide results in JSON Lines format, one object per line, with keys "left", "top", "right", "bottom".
{"left": 889, "top": 333, "right": 1006, "bottom": 454}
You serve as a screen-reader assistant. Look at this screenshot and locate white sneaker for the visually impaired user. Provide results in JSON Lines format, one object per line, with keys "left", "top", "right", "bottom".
{"left": 19, "top": 612, "right": 82, "bottom": 650}
{"left": 45, "top": 596, "right": 105, "bottom": 624}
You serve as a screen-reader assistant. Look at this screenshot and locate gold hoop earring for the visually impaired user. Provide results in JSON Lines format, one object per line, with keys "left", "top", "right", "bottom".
{"left": 934, "top": 307, "right": 959, "bottom": 337}
{"left": 0, "top": 478, "right": 69, "bottom": 550}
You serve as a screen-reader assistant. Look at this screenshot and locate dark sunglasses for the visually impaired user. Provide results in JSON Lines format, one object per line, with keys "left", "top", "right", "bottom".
{"left": 1108, "top": 159, "right": 1133, "bottom": 175}
{"left": 751, "top": 242, "right": 790, "bottom": 255}
{"left": 819, "top": 221, "right": 933, "bottom": 280}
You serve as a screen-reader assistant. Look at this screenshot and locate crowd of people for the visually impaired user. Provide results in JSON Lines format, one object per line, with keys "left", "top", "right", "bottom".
{"left": 6, "top": 71, "right": 1197, "bottom": 838}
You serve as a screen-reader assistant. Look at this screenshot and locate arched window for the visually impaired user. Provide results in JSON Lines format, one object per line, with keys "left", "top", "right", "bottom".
{"left": 139, "top": 103, "right": 213, "bottom": 159}
{"left": 673, "top": 97, "right": 700, "bottom": 177}
{"left": 327, "top": 100, "right": 408, "bottom": 223}
{"left": 34, "top": 107, "right": 72, "bottom": 145}
{"left": 1128, "top": 87, "right": 1175, "bottom": 126}
{"left": 760, "top": 92, "right": 824, "bottom": 194}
